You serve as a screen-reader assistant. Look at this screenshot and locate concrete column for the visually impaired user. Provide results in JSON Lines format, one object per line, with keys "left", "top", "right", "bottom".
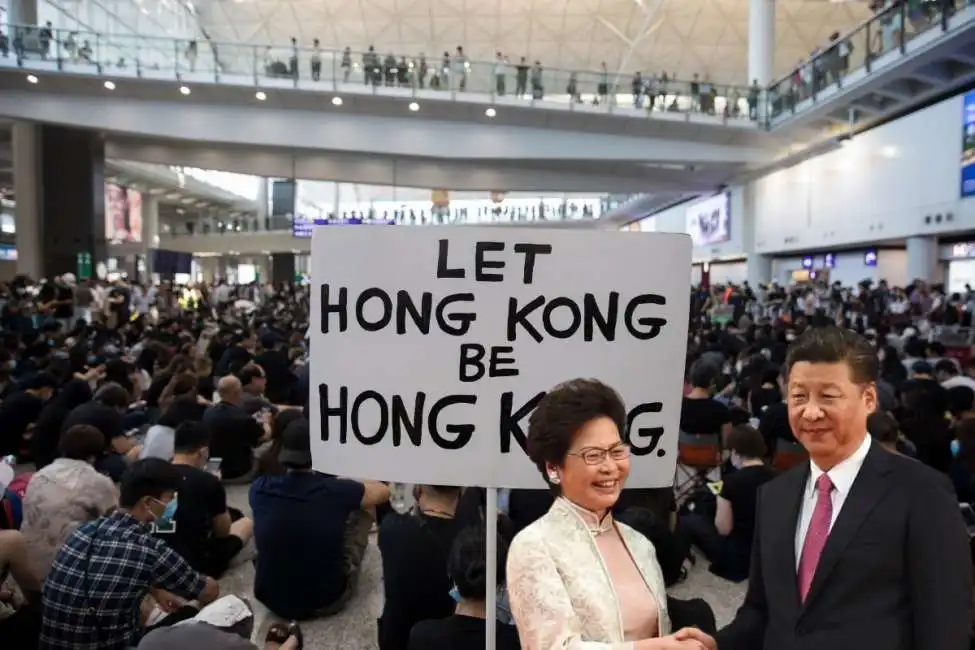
{"left": 748, "top": 0, "right": 775, "bottom": 85}
{"left": 12, "top": 122, "right": 41, "bottom": 279}
{"left": 8, "top": 0, "right": 39, "bottom": 27}
{"left": 906, "top": 236, "right": 938, "bottom": 283}
{"left": 747, "top": 254, "right": 772, "bottom": 287}
{"left": 257, "top": 178, "right": 269, "bottom": 230}
{"left": 142, "top": 196, "right": 159, "bottom": 278}
{"left": 332, "top": 182, "right": 341, "bottom": 217}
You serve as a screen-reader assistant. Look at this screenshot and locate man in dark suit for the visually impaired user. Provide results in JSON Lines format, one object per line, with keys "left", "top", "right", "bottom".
{"left": 678, "top": 326, "right": 972, "bottom": 650}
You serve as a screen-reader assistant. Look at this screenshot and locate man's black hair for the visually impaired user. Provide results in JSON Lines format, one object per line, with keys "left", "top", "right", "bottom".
{"left": 119, "top": 458, "right": 183, "bottom": 508}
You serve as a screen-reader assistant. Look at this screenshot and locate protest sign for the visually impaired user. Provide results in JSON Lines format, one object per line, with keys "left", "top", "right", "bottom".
{"left": 310, "top": 227, "right": 691, "bottom": 489}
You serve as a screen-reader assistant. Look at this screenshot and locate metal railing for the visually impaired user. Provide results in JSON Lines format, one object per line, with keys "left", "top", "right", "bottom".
{"left": 2, "top": 24, "right": 761, "bottom": 122}
{"left": 765, "top": 0, "right": 975, "bottom": 122}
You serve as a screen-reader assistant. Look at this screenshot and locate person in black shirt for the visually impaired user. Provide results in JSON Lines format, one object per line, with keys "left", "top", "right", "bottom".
{"left": 106, "top": 280, "right": 131, "bottom": 329}
{"left": 674, "top": 425, "right": 775, "bottom": 582}
{"left": 203, "top": 376, "right": 270, "bottom": 482}
{"left": 680, "top": 361, "right": 732, "bottom": 439}
{"left": 379, "top": 485, "right": 463, "bottom": 650}
{"left": 215, "top": 330, "right": 255, "bottom": 378}
{"left": 62, "top": 382, "right": 138, "bottom": 481}
{"left": 408, "top": 524, "right": 519, "bottom": 650}
{"left": 155, "top": 422, "right": 253, "bottom": 577}
{"left": 254, "top": 334, "right": 294, "bottom": 405}
{"left": 0, "top": 372, "right": 57, "bottom": 457}
{"left": 53, "top": 278, "right": 75, "bottom": 331}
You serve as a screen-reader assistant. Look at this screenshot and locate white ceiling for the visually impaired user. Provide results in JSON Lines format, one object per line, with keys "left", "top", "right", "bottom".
{"left": 196, "top": 0, "right": 872, "bottom": 84}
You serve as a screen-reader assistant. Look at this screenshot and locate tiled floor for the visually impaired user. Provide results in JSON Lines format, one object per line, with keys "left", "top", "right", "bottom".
{"left": 225, "top": 486, "right": 747, "bottom": 648}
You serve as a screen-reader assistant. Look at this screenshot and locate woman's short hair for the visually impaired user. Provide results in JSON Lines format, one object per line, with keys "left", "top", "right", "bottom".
{"left": 447, "top": 524, "right": 510, "bottom": 600}
{"left": 725, "top": 424, "right": 767, "bottom": 459}
{"left": 59, "top": 424, "right": 106, "bottom": 460}
{"left": 526, "top": 378, "right": 626, "bottom": 488}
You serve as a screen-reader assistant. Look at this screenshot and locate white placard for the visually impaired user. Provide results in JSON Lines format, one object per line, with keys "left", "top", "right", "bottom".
{"left": 309, "top": 227, "right": 691, "bottom": 489}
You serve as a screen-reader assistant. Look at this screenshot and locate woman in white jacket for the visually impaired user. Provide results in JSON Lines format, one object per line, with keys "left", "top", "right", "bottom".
{"left": 506, "top": 378, "right": 706, "bottom": 650}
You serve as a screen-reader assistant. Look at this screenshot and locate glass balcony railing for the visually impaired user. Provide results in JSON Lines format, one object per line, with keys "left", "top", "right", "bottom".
{"left": 1, "top": 24, "right": 761, "bottom": 123}
{"left": 766, "top": 0, "right": 975, "bottom": 122}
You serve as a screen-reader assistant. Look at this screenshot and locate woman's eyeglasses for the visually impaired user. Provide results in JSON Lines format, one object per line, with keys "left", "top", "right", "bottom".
{"left": 568, "top": 444, "right": 631, "bottom": 465}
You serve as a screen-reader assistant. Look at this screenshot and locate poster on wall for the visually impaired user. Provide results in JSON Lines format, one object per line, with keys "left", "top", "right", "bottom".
{"left": 686, "top": 192, "right": 731, "bottom": 246}
{"left": 963, "top": 90, "right": 975, "bottom": 199}
{"left": 309, "top": 227, "right": 691, "bottom": 489}
{"left": 105, "top": 184, "right": 143, "bottom": 243}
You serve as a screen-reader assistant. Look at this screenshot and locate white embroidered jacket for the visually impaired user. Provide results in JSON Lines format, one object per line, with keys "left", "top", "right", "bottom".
{"left": 506, "top": 498, "right": 671, "bottom": 650}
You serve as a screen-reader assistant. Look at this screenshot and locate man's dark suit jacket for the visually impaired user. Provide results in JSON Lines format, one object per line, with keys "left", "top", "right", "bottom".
{"left": 716, "top": 441, "right": 973, "bottom": 650}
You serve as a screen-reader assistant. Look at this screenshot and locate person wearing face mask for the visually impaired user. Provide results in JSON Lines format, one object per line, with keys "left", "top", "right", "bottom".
{"left": 506, "top": 379, "right": 707, "bottom": 650}
{"left": 673, "top": 425, "right": 775, "bottom": 582}
{"left": 40, "top": 458, "right": 220, "bottom": 650}
{"left": 154, "top": 422, "right": 254, "bottom": 578}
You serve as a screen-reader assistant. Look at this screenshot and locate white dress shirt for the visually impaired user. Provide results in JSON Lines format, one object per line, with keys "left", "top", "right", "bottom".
{"left": 794, "top": 434, "right": 872, "bottom": 568}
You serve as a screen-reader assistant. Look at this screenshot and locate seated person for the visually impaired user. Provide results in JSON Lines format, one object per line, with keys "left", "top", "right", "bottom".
{"left": 378, "top": 485, "right": 463, "bottom": 650}
{"left": 250, "top": 418, "right": 389, "bottom": 619}
{"left": 40, "top": 458, "right": 220, "bottom": 650}
{"left": 0, "top": 529, "right": 44, "bottom": 648}
{"left": 62, "top": 382, "right": 139, "bottom": 481}
{"left": 139, "top": 619, "right": 301, "bottom": 650}
{"left": 20, "top": 424, "right": 118, "bottom": 580}
{"left": 154, "top": 422, "right": 254, "bottom": 578}
{"left": 140, "top": 395, "right": 207, "bottom": 461}
{"left": 0, "top": 371, "right": 57, "bottom": 457}
{"left": 674, "top": 424, "right": 775, "bottom": 582}
{"left": 238, "top": 364, "right": 274, "bottom": 415}
{"left": 203, "top": 376, "right": 271, "bottom": 483}
{"left": 408, "top": 524, "right": 520, "bottom": 650}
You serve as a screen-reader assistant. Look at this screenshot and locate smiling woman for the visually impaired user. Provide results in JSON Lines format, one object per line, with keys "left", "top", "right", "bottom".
{"left": 506, "top": 379, "right": 708, "bottom": 650}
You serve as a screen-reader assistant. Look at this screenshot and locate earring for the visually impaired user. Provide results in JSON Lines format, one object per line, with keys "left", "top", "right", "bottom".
{"left": 548, "top": 473, "right": 560, "bottom": 485}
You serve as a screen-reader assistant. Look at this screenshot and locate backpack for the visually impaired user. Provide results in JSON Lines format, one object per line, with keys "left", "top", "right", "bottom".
{"left": 0, "top": 473, "right": 32, "bottom": 530}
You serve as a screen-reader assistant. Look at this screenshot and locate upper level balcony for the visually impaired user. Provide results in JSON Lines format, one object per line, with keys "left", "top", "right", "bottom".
{"left": 765, "top": 0, "right": 975, "bottom": 133}
{"left": 1, "top": 24, "right": 761, "bottom": 128}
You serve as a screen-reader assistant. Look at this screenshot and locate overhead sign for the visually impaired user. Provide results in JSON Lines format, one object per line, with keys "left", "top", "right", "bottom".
{"left": 309, "top": 227, "right": 691, "bottom": 489}
{"left": 963, "top": 89, "right": 975, "bottom": 198}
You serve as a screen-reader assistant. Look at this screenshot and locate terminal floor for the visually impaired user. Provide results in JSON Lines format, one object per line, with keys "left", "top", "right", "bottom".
{"left": 223, "top": 486, "right": 748, "bottom": 648}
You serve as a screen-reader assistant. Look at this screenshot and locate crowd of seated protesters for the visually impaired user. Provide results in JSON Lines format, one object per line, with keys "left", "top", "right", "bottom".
{"left": 6, "top": 273, "right": 975, "bottom": 648}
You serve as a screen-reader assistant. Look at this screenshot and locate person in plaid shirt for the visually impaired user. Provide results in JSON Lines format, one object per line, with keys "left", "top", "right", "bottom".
{"left": 40, "top": 458, "right": 220, "bottom": 650}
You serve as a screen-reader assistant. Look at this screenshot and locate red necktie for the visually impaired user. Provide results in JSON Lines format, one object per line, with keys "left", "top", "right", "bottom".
{"left": 797, "top": 474, "right": 834, "bottom": 602}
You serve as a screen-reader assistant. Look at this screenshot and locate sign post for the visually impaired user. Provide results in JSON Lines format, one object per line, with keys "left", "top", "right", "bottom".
{"left": 309, "top": 227, "right": 692, "bottom": 648}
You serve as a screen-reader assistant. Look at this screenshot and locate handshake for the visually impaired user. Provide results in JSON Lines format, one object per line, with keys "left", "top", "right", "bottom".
{"left": 639, "top": 628, "right": 717, "bottom": 650}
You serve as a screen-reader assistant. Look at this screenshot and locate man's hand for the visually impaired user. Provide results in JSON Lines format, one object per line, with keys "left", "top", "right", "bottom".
{"left": 674, "top": 627, "right": 717, "bottom": 650}
{"left": 150, "top": 588, "right": 185, "bottom": 613}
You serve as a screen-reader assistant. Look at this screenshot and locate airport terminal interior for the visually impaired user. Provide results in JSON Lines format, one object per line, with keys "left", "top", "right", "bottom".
{"left": 1, "top": 0, "right": 975, "bottom": 648}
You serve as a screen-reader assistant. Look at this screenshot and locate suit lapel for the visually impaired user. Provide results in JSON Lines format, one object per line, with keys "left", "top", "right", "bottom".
{"left": 800, "top": 444, "right": 891, "bottom": 611}
{"left": 775, "top": 465, "right": 808, "bottom": 612}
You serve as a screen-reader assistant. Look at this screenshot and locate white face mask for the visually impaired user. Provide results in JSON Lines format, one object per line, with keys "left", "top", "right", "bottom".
{"left": 730, "top": 452, "right": 743, "bottom": 469}
{"left": 735, "top": 361, "right": 744, "bottom": 373}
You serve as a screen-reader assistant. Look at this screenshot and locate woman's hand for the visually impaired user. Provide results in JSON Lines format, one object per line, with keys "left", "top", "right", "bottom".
{"left": 635, "top": 633, "right": 710, "bottom": 650}
{"left": 674, "top": 627, "right": 718, "bottom": 650}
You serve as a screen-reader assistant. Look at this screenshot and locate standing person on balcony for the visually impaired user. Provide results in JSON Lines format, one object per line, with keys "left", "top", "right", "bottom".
{"left": 185, "top": 40, "right": 197, "bottom": 72}
{"left": 310, "top": 38, "right": 322, "bottom": 81}
{"left": 452, "top": 46, "right": 468, "bottom": 91}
